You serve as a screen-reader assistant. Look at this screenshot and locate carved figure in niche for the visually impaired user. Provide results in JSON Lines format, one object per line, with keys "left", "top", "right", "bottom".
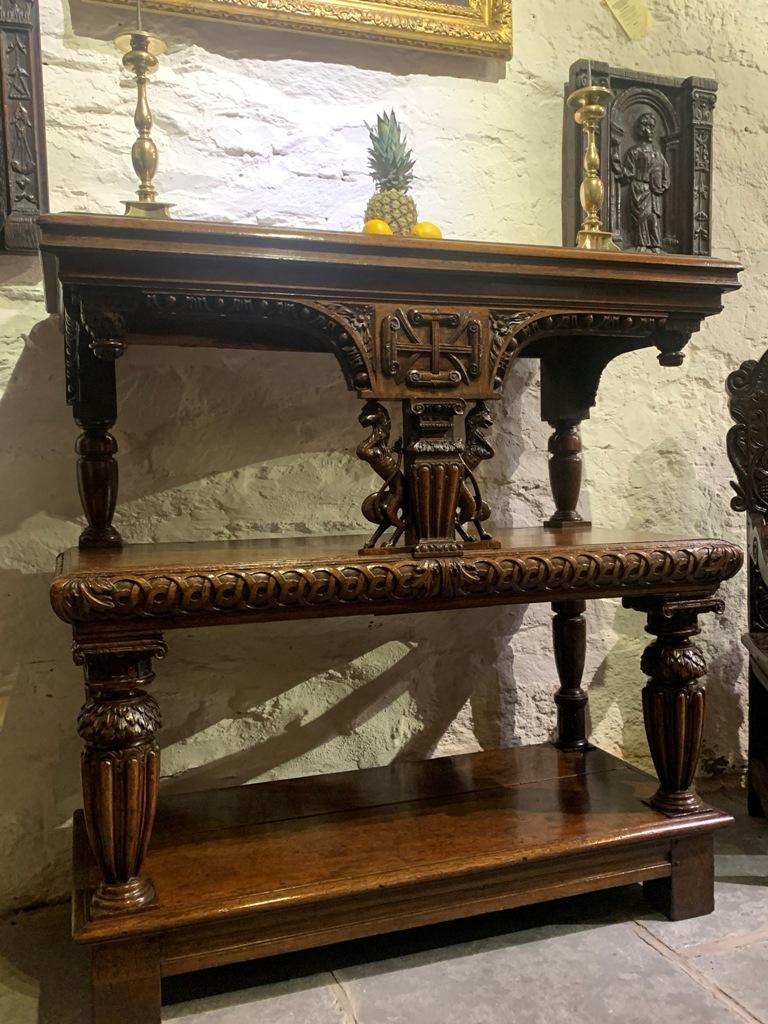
{"left": 456, "top": 401, "right": 494, "bottom": 542}
{"left": 11, "top": 106, "right": 35, "bottom": 173}
{"left": 357, "top": 400, "right": 406, "bottom": 548}
{"left": 613, "top": 112, "right": 670, "bottom": 252}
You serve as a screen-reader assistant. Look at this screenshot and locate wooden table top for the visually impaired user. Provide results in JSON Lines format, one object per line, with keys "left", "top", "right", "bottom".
{"left": 39, "top": 213, "right": 741, "bottom": 315}
{"left": 51, "top": 526, "right": 742, "bottom": 632}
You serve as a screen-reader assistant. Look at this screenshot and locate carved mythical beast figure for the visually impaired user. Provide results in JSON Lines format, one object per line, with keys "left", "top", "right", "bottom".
{"left": 456, "top": 401, "right": 494, "bottom": 542}
{"left": 357, "top": 401, "right": 407, "bottom": 548}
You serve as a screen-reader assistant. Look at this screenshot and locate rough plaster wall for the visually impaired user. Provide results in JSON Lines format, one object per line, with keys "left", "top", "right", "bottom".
{"left": 0, "top": 0, "right": 763, "bottom": 911}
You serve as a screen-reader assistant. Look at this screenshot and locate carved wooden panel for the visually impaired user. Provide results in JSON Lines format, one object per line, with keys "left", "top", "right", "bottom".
{"left": 726, "top": 350, "right": 768, "bottom": 516}
{"left": 0, "top": 0, "right": 47, "bottom": 252}
{"left": 563, "top": 61, "right": 716, "bottom": 256}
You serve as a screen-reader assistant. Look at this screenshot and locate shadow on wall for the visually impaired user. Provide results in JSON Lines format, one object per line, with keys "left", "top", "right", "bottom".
{"left": 0, "top": 302, "right": 535, "bottom": 912}
{"left": 586, "top": 439, "right": 746, "bottom": 771}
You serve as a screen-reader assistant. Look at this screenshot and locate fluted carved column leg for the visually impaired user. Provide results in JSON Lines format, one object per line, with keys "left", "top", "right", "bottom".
{"left": 625, "top": 596, "right": 723, "bottom": 816}
{"left": 544, "top": 419, "right": 591, "bottom": 529}
{"left": 552, "top": 599, "right": 592, "bottom": 751}
{"left": 75, "top": 637, "right": 167, "bottom": 917}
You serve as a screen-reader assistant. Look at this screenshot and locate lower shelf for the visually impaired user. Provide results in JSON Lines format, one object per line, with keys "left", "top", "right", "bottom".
{"left": 73, "top": 744, "right": 731, "bottom": 977}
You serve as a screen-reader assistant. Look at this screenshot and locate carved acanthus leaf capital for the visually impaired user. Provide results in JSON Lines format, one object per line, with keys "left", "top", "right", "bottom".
{"left": 77, "top": 693, "right": 162, "bottom": 747}
{"left": 640, "top": 641, "right": 706, "bottom": 683}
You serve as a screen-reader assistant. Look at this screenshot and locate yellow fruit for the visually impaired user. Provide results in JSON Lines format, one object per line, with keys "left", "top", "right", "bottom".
{"left": 412, "top": 222, "right": 443, "bottom": 239}
{"left": 363, "top": 219, "right": 393, "bottom": 235}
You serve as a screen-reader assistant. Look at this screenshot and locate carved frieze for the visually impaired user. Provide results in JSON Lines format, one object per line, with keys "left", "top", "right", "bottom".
{"left": 51, "top": 540, "right": 742, "bottom": 625}
{"left": 142, "top": 292, "right": 376, "bottom": 390}
{"left": 0, "top": 0, "right": 48, "bottom": 252}
{"left": 64, "top": 281, "right": 687, "bottom": 406}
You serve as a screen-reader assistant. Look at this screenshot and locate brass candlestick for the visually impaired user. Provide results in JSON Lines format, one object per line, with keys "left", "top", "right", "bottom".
{"left": 567, "top": 82, "right": 619, "bottom": 251}
{"left": 115, "top": 19, "right": 172, "bottom": 218}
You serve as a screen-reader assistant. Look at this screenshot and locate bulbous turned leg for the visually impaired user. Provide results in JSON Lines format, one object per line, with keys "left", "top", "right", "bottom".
{"left": 76, "top": 421, "right": 122, "bottom": 548}
{"left": 75, "top": 637, "right": 167, "bottom": 916}
{"left": 65, "top": 299, "right": 124, "bottom": 549}
{"left": 625, "top": 596, "right": 723, "bottom": 816}
{"left": 544, "top": 419, "right": 591, "bottom": 530}
{"left": 552, "top": 599, "right": 592, "bottom": 751}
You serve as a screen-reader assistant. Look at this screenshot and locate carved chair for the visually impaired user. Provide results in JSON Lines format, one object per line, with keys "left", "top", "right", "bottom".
{"left": 727, "top": 351, "right": 768, "bottom": 815}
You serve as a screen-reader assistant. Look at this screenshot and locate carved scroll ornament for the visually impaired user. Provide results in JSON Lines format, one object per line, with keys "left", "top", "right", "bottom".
{"left": 727, "top": 351, "right": 768, "bottom": 516}
{"left": 51, "top": 540, "right": 742, "bottom": 625}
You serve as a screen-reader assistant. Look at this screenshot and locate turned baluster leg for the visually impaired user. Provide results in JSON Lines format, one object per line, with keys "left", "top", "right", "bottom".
{"left": 552, "top": 599, "right": 591, "bottom": 750}
{"left": 75, "top": 418, "right": 121, "bottom": 548}
{"left": 65, "top": 296, "right": 125, "bottom": 548}
{"left": 544, "top": 419, "right": 591, "bottom": 529}
{"left": 74, "top": 637, "right": 166, "bottom": 916}
{"left": 626, "top": 596, "right": 723, "bottom": 816}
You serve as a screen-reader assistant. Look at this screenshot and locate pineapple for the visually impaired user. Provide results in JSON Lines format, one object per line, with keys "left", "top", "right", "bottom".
{"left": 364, "top": 110, "right": 418, "bottom": 236}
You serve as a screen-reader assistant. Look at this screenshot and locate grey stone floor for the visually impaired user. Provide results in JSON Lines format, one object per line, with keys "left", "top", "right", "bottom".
{"left": 1, "top": 782, "right": 766, "bottom": 1024}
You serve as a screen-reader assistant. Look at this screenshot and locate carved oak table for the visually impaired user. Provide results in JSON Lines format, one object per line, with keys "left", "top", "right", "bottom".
{"left": 40, "top": 215, "right": 742, "bottom": 1024}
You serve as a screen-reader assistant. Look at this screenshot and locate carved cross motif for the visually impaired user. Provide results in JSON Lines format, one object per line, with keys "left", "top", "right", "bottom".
{"left": 382, "top": 308, "right": 481, "bottom": 389}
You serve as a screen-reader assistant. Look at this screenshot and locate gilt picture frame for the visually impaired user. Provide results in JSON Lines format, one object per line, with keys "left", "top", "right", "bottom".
{"left": 89, "top": 0, "right": 511, "bottom": 58}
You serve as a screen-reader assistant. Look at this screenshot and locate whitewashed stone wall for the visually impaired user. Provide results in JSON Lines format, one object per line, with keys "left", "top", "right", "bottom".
{"left": 0, "top": 0, "right": 763, "bottom": 912}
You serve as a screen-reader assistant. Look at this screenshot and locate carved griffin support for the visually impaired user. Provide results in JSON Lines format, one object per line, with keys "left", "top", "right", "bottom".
{"left": 357, "top": 401, "right": 407, "bottom": 549}
{"left": 456, "top": 401, "right": 494, "bottom": 542}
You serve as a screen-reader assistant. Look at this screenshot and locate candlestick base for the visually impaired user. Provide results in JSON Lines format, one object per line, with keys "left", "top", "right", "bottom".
{"left": 123, "top": 200, "right": 174, "bottom": 219}
{"left": 576, "top": 228, "right": 620, "bottom": 251}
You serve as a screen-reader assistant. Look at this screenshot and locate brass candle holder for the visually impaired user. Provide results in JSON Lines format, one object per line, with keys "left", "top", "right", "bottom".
{"left": 567, "top": 82, "right": 619, "bottom": 251}
{"left": 115, "top": 25, "right": 173, "bottom": 218}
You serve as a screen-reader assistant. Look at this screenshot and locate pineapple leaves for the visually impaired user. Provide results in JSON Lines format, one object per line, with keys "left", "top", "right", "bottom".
{"left": 365, "top": 109, "right": 415, "bottom": 193}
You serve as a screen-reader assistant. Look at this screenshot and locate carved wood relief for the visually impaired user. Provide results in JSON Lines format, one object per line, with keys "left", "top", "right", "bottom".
{"left": 63, "top": 278, "right": 696, "bottom": 554}
{"left": 51, "top": 539, "right": 742, "bottom": 626}
{"left": 563, "top": 61, "right": 717, "bottom": 256}
{"left": 0, "top": 0, "right": 47, "bottom": 252}
{"left": 726, "top": 351, "right": 768, "bottom": 516}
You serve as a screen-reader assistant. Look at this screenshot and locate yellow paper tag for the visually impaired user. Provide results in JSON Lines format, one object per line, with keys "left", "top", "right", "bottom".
{"left": 604, "top": 0, "right": 653, "bottom": 39}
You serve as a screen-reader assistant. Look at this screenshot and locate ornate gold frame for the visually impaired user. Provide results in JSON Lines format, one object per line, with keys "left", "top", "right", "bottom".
{"left": 91, "top": 0, "right": 512, "bottom": 58}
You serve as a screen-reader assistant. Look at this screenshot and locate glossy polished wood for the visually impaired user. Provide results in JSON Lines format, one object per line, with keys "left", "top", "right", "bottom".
{"left": 51, "top": 527, "right": 742, "bottom": 632}
{"left": 40, "top": 214, "right": 741, "bottom": 551}
{"left": 41, "top": 215, "right": 744, "bottom": 1022}
{"left": 72, "top": 746, "right": 732, "bottom": 976}
{"left": 39, "top": 214, "right": 742, "bottom": 313}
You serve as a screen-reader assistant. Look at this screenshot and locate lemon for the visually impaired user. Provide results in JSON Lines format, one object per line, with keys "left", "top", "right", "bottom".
{"left": 363, "top": 219, "right": 393, "bottom": 235}
{"left": 412, "top": 222, "right": 443, "bottom": 239}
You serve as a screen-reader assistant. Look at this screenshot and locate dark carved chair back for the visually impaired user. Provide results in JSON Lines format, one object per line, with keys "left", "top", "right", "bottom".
{"left": 727, "top": 352, "right": 768, "bottom": 816}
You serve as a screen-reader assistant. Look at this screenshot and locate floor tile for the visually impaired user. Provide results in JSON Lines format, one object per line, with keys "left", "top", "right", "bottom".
{"left": 694, "top": 939, "right": 768, "bottom": 1022}
{"left": 638, "top": 879, "right": 768, "bottom": 951}
{"left": 164, "top": 973, "right": 349, "bottom": 1023}
{"left": 335, "top": 920, "right": 743, "bottom": 1024}
{"left": 0, "top": 903, "right": 90, "bottom": 1024}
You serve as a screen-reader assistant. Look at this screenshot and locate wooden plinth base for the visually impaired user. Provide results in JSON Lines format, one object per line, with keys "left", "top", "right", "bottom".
{"left": 73, "top": 745, "right": 731, "bottom": 1023}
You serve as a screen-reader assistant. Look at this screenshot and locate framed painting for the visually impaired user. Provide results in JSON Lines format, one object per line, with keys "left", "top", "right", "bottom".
{"left": 90, "top": 0, "right": 512, "bottom": 58}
